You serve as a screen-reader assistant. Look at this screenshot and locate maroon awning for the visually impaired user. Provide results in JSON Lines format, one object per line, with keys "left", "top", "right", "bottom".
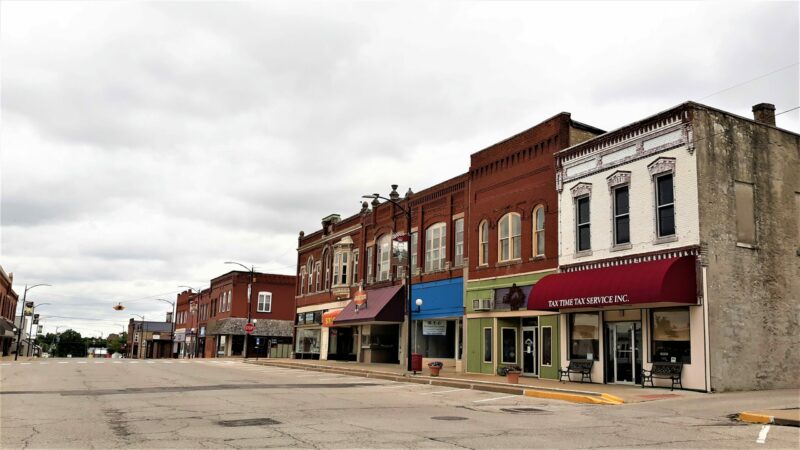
{"left": 334, "top": 285, "right": 404, "bottom": 325}
{"left": 527, "top": 256, "right": 698, "bottom": 311}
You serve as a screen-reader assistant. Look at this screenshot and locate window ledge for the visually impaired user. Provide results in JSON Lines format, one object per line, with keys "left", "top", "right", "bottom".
{"left": 529, "top": 255, "right": 546, "bottom": 261}
{"left": 495, "top": 259, "right": 522, "bottom": 268}
{"left": 736, "top": 242, "right": 757, "bottom": 250}
{"left": 610, "top": 243, "right": 632, "bottom": 252}
{"left": 654, "top": 235, "right": 678, "bottom": 245}
{"left": 574, "top": 250, "right": 593, "bottom": 258}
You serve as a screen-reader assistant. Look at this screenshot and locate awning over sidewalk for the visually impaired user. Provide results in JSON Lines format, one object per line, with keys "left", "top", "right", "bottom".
{"left": 528, "top": 256, "right": 698, "bottom": 311}
{"left": 322, "top": 309, "right": 343, "bottom": 327}
{"left": 334, "top": 285, "right": 404, "bottom": 325}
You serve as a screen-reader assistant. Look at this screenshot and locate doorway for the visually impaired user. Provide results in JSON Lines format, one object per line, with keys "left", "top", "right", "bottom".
{"left": 604, "top": 321, "right": 642, "bottom": 384}
{"left": 522, "top": 327, "right": 538, "bottom": 377}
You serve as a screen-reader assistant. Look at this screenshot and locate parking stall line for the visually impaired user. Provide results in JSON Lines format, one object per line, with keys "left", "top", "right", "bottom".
{"left": 473, "top": 395, "right": 517, "bottom": 403}
{"left": 425, "top": 388, "right": 467, "bottom": 395}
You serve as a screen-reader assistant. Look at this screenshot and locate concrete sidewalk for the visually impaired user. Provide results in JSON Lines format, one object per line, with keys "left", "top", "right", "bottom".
{"left": 244, "top": 358, "right": 706, "bottom": 405}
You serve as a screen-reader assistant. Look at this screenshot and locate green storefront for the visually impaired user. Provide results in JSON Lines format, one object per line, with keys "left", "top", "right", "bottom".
{"left": 465, "top": 271, "right": 560, "bottom": 380}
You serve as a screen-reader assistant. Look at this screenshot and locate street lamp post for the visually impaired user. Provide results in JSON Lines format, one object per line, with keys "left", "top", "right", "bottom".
{"left": 155, "top": 298, "right": 176, "bottom": 359}
{"left": 130, "top": 314, "right": 145, "bottom": 359}
{"left": 15, "top": 283, "right": 51, "bottom": 361}
{"left": 27, "top": 302, "right": 51, "bottom": 357}
{"left": 224, "top": 262, "right": 255, "bottom": 359}
{"left": 363, "top": 185, "right": 414, "bottom": 372}
{"left": 178, "top": 286, "right": 202, "bottom": 359}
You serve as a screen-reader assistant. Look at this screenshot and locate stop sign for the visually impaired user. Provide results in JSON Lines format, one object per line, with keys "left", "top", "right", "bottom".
{"left": 244, "top": 323, "right": 255, "bottom": 334}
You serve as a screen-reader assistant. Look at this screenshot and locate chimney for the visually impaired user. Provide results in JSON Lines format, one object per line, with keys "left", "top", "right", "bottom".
{"left": 752, "top": 103, "right": 776, "bottom": 126}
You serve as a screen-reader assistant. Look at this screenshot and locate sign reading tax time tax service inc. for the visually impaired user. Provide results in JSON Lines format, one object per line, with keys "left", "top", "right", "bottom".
{"left": 547, "top": 294, "right": 630, "bottom": 309}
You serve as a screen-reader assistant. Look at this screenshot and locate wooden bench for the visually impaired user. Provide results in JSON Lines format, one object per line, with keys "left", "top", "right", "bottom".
{"left": 641, "top": 362, "right": 683, "bottom": 390}
{"left": 559, "top": 359, "right": 594, "bottom": 383}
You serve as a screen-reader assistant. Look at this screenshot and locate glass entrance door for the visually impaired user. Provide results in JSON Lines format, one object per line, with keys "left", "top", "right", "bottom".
{"left": 522, "top": 327, "right": 537, "bottom": 376}
{"left": 605, "top": 322, "right": 642, "bottom": 384}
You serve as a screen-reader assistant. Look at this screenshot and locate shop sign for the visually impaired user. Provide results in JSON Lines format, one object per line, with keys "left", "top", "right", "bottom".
{"left": 422, "top": 320, "right": 447, "bottom": 336}
{"left": 547, "top": 294, "right": 630, "bottom": 309}
{"left": 354, "top": 289, "right": 367, "bottom": 308}
{"left": 322, "top": 309, "right": 342, "bottom": 327}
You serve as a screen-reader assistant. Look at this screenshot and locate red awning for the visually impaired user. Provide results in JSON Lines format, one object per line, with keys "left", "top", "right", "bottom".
{"left": 527, "top": 256, "right": 698, "bottom": 311}
{"left": 334, "top": 285, "right": 404, "bottom": 325}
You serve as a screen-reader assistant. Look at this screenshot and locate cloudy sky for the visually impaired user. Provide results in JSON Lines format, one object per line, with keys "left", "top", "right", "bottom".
{"left": 1, "top": 1, "right": 797, "bottom": 338}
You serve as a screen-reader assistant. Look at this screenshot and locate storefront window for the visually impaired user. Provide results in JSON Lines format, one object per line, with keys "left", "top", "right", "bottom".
{"left": 413, "top": 320, "right": 455, "bottom": 358}
{"left": 295, "top": 328, "right": 321, "bottom": 354}
{"left": 501, "top": 328, "right": 517, "bottom": 363}
{"left": 651, "top": 308, "right": 691, "bottom": 363}
{"left": 483, "top": 328, "right": 492, "bottom": 363}
{"left": 570, "top": 313, "right": 599, "bottom": 360}
{"left": 541, "top": 326, "right": 552, "bottom": 366}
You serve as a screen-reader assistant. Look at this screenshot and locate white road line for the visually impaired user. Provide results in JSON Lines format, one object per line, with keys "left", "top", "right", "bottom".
{"left": 113, "top": 361, "right": 122, "bottom": 364}
{"left": 473, "top": 395, "right": 517, "bottom": 403}
{"left": 146, "top": 361, "right": 155, "bottom": 364}
{"left": 179, "top": 361, "right": 190, "bottom": 364}
{"left": 58, "top": 362, "right": 69, "bottom": 364}
{"left": 1, "top": 363, "right": 10, "bottom": 366}
{"left": 95, "top": 362, "right": 105, "bottom": 364}
{"left": 77, "top": 361, "right": 87, "bottom": 364}
{"left": 756, "top": 425, "right": 771, "bottom": 444}
{"left": 426, "top": 388, "right": 467, "bottom": 395}
{"left": 21, "top": 362, "right": 31, "bottom": 365}
{"left": 369, "top": 384, "right": 407, "bottom": 390}
{"left": 39, "top": 362, "right": 49, "bottom": 365}
{"left": 161, "top": 361, "right": 173, "bottom": 364}
{"left": 128, "top": 361, "right": 139, "bottom": 364}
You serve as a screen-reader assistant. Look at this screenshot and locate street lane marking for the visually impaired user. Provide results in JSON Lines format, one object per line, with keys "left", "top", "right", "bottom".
{"left": 146, "top": 361, "right": 155, "bottom": 364}
{"left": 161, "top": 361, "right": 173, "bottom": 364}
{"left": 39, "top": 362, "right": 49, "bottom": 365}
{"left": 473, "top": 395, "right": 517, "bottom": 403}
{"left": 128, "top": 361, "right": 139, "bottom": 364}
{"left": 77, "top": 361, "right": 87, "bottom": 364}
{"left": 426, "top": 388, "right": 467, "bottom": 395}
{"left": 95, "top": 362, "right": 105, "bottom": 364}
{"left": 58, "top": 362, "right": 69, "bottom": 364}
{"left": 113, "top": 361, "right": 122, "bottom": 364}
{"left": 756, "top": 425, "right": 770, "bottom": 444}
{"left": 21, "top": 363, "right": 31, "bottom": 365}
{"left": 1, "top": 363, "right": 9, "bottom": 366}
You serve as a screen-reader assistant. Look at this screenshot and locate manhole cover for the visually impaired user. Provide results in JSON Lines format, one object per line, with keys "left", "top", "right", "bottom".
{"left": 217, "top": 418, "right": 281, "bottom": 427}
{"left": 500, "top": 407, "right": 547, "bottom": 414}
{"left": 431, "top": 416, "right": 468, "bottom": 421}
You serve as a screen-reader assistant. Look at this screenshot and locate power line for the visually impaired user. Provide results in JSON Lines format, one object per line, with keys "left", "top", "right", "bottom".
{"left": 699, "top": 62, "right": 799, "bottom": 101}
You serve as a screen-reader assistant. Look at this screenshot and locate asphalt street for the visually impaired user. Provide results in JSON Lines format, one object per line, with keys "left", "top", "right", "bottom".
{"left": 0, "top": 358, "right": 797, "bottom": 449}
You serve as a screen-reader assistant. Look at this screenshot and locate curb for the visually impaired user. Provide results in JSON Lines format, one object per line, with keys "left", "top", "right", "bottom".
{"left": 246, "top": 360, "right": 624, "bottom": 406}
{"left": 739, "top": 411, "right": 800, "bottom": 427}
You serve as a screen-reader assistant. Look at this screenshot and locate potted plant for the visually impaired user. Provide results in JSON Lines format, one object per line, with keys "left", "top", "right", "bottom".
{"left": 428, "top": 361, "right": 444, "bottom": 377}
{"left": 504, "top": 365, "right": 522, "bottom": 384}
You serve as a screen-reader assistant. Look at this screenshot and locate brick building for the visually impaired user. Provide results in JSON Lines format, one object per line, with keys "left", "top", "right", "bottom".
{"left": 0, "top": 265, "right": 19, "bottom": 356}
{"left": 528, "top": 101, "right": 799, "bottom": 391}
{"left": 464, "top": 113, "right": 604, "bottom": 378}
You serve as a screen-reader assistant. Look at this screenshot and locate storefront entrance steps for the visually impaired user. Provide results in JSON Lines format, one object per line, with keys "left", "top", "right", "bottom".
{"left": 243, "top": 358, "right": 705, "bottom": 405}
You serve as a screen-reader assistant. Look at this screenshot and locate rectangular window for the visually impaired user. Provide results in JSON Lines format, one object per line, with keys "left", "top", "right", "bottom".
{"left": 315, "top": 262, "right": 321, "bottom": 292}
{"left": 257, "top": 292, "right": 272, "bottom": 312}
{"left": 499, "top": 217, "right": 509, "bottom": 261}
{"left": 501, "top": 328, "right": 517, "bottom": 364}
{"left": 454, "top": 218, "right": 464, "bottom": 267}
{"left": 570, "top": 313, "right": 599, "bottom": 360}
{"left": 735, "top": 181, "right": 756, "bottom": 245}
{"left": 651, "top": 308, "right": 691, "bottom": 363}
{"left": 333, "top": 253, "right": 341, "bottom": 286}
{"left": 366, "top": 246, "right": 374, "bottom": 283}
{"left": 352, "top": 250, "right": 359, "bottom": 285}
{"left": 378, "top": 237, "right": 390, "bottom": 281}
{"left": 341, "top": 251, "right": 348, "bottom": 285}
{"left": 480, "top": 223, "right": 489, "bottom": 265}
{"left": 576, "top": 196, "right": 591, "bottom": 251}
{"left": 228, "top": 291, "right": 232, "bottom": 311}
{"left": 656, "top": 174, "right": 675, "bottom": 237}
{"left": 541, "top": 326, "right": 552, "bottom": 366}
{"left": 410, "top": 232, "right": 418, "bottom": 273}
{"left": 483, "top": 328, "right": 493, "bottom": 363}
{"left": 425, "top": 224, "right": 446, "bottom": 272}
{"left": 613, "top": 186, "right": 630, "bottom": 245}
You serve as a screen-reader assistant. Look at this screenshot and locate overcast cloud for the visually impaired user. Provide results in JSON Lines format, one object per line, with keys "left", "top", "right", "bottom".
{"left": 1, "top": 1, "right": 797, "bottom": 337}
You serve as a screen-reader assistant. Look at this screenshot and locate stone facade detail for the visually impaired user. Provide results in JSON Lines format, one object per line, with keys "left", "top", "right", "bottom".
{"left": 606, "top": 171, "right": 631, "bottom": 188}
{"left": 570, "top": 182, "right": 592, "bottom": 198}
{"left": 647, "top": 157, "right": 676, "bottom": 177}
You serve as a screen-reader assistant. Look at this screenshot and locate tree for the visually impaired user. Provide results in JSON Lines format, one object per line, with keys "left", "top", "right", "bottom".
{"left": 106, "top": 332, "right": 127, "bottom": 355}
{"left": 56, "top": 329, "right": 85, "bottom": 357}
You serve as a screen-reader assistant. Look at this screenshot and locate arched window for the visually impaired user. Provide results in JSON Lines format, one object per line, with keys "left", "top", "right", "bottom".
{"left": 321, "top": 248, "right": 331, "bottom": 291}
{"left": 533, "top": 205, "right": 545, "bottom": 257}
{"left": 498, "top": 213, "right": 521, "bottom": 262}
{"left": 300, "top": 267, "right": 306, "bottom": 295}
{"left": 425, "top": 222, "right": 447, "bottom": 272}
{"left": 478, "top": 221, "right": 489, "bottom": 266}
{"left": 376, "top": 234, "right": 391, "bottom": 281}
{"left": 306, "top": 258, "right": 314, "bottom": 293}
{"left": 315, "top": 261, "right": 322, "bottom": 292}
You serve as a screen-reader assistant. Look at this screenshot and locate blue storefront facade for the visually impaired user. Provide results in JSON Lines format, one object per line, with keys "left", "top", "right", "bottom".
{"left": 410, "top": 277, "right": 464, "bottom": 370}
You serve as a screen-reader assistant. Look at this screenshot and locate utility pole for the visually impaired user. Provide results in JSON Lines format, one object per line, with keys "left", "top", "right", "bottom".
{"left": 14, "top": 283, "right": 50, "bottom": 361}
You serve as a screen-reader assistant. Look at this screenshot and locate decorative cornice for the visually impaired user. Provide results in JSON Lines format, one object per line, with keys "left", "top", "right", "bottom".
{"left": 647, "top": 157, "right": 676, "bottom": 177}
{"left": 606, "top": 171, "right": 631, "bottom": 189}
{"left": 570, "top": 182, "right": 593, "bottom": 198}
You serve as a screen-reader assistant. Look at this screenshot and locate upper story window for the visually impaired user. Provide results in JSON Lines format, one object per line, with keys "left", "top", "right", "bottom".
{"left": 576, "top": 196, "right": 591, "bottom": 251}
{"left": 377, "top": 235, "right": 391, "bottom": 281}
{"left": 656, "top": 173, "right": 675, "bottom": 237}
{"left": 425, "top": 222, "right": 447, "bottom": 272}
{"left": 306, "top": 258, "right": 314, "bottom": 293}
{"left": 333, "top": 250, "right": 349, "bottom": 286}
{"left": 410, "top": 232, "right": 418, "bottom": 273}
{"left": 352, "top": 250, "right": 359, "bottom": 285}
{"left": 479, "top": 221, "right": 489, "bottom": 266}
{"left": 454, "top": 218, "right": 464, "bottom": 267}
{"left": 299, "top": 267, "right": 306, "bottom": 295}
{"left": 257, "top": 291, "right": 272, "bottom": 313}
{"left": 333, "top": 252, "right": 340, "bottom": 286}
{"left": 533, "top": 205, "right": 545, "bottom": 257}
{"left": 366, "top": 246, "right": 374, "bottom": 283}
{"left": 314, "top": 262, "right": 321, "bottom": 292}
{"left": 227, "top": 291, "right": 232, "bottom": 311}
{"left": 613, "top": 186, "right": 630, "bottom": 245}
{"left": 322, "top": 249, "right": 331, "bottom": 290}
{"left": 498, "top": 213, "right": 521, "bottom": 262}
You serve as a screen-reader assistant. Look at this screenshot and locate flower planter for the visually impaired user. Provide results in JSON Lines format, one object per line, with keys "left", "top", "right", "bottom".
{"left": 429, "top": 366, "right": 442, "bottom": 377}
{"left": 507, "top": 371, "right": 521, "bottom": 384}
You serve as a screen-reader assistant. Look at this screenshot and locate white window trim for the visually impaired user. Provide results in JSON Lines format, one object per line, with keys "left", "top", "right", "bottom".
{"left": 454, "top": 218, "right": 464, "bottom": 267}
{"left": 501, "top": 327, "right": 518, "bottom": 364}
{"left": 479, "top": 221, "right": 489, "bottom": 266}
{"left": 612, "top": 185, "right": 631, "bottom": 247}
{"left": 498, "top": 213, "right": 521, "bottom": 262}
{"left": 351, "top": 250, "right": 360, "bottom": 286}
{"left": 533, "top": 205, "right": 545, "bottom": 257}
{"left": 425, "top": 222, "right": 447, "bottom": 272}
{"left": 654, "top": 172, "right": 676, "bottom": 239}
{"left": 377, "top": 235, "right": 391, "bottom": 282}
{"left": 575, "top": 195, "right": 592, "bottom": 253}
{"left": 257, "top": 291, "right": 272, "bottom": 313}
